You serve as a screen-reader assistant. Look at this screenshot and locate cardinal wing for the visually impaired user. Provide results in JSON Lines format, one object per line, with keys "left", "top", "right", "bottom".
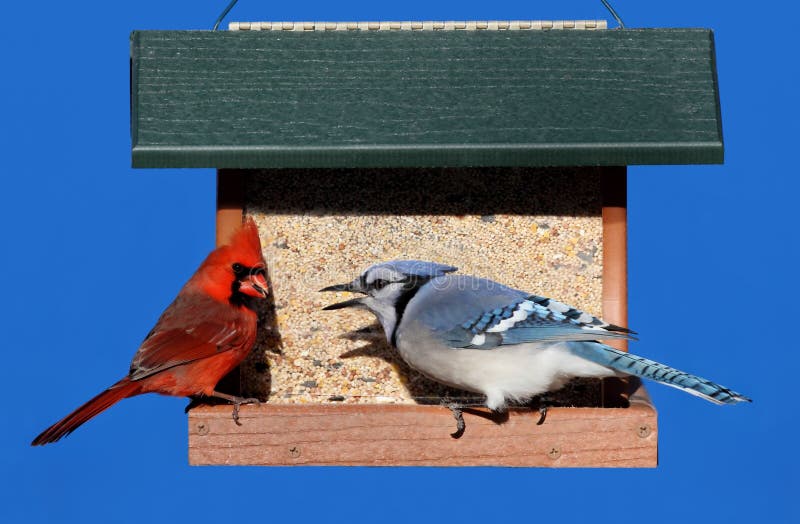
{"left": 128, "top": 294, "right": 252, "bottom": 381}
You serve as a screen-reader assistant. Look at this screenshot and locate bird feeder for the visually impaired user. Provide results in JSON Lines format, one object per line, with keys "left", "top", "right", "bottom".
{"left": 130, "top": 21, "right": 723, "bottom": 467}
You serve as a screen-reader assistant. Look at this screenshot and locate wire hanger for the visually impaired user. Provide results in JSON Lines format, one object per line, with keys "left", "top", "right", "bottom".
{"left": 212, "top": 1, "right": 627, "bottom": 31}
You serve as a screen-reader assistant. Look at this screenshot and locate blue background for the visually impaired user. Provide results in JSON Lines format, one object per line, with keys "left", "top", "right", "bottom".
{"left": 2, "top": 1, "right": 795, "bottom": 522}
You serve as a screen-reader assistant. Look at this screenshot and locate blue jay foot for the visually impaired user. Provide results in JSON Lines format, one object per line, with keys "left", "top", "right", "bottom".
{"left": 440, "top": 400, "right": 467, "bottom": 439}
{"left": 537, "top": 405, "right": 548, "bottom": 425}
{"left": 526, "top": 395, "right": 556, "bottom": 425}
{"left": 448, "top": 404, "right": 466, "bottom": 439}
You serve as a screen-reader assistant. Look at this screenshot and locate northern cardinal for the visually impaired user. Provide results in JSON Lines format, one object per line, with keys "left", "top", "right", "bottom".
{"left": 32, "top": 218, "right": 269, "bottom": 445}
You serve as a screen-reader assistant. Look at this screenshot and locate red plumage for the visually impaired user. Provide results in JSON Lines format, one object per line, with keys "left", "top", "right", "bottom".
{"left": 32, "top": 218, "right": 268, "bottom": 445}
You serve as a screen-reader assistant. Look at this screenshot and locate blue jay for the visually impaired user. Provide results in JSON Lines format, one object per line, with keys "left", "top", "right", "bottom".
{"left": 322, "top": 260, "right": 750, "bottom": 435}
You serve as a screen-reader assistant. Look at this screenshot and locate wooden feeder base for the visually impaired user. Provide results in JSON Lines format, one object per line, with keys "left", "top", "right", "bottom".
{"left": 188, "top": 380, "right": 656, "bottom": 467}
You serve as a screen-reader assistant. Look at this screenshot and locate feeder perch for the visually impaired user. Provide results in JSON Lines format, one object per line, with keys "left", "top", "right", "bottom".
{"left": 130, "top": 22, "right": 723, "bottom": 466}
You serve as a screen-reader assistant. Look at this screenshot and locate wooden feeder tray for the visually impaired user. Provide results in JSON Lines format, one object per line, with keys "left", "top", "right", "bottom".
{"left": 189, "top": 381, "right": 655, "bottom": 467}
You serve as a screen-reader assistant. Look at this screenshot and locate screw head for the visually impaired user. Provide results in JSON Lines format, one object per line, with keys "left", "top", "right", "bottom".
{"left": 637, "top": 425, "right": 651, "bottom": 438}
{"left": 547, "top": 446, "right": 561, "bottom": 460}
{"left": 288, "top": 446, "right": 301, "bottom": 459}
{"left": 196, "top": 422, "right": 209, "bottom": 436}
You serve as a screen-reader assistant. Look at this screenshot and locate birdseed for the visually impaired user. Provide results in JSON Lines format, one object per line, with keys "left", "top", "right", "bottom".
{"left": 236, "top": 167, "right": 605, "bottom": 407}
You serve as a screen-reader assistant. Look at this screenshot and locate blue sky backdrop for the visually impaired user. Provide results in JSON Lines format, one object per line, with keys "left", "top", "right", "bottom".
{"left": 1, "top": 1, "right": 796, "bottom": 522}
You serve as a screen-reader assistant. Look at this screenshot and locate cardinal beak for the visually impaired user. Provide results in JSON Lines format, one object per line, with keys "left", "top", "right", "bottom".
{"left": 239, "top": 268, "right": 269, "bottom": 298}
{"left": 320, "top": 280, "right": 366, "bottom": 310}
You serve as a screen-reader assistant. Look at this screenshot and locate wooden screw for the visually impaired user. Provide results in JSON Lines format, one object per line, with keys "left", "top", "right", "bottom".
{"left": 637, "top": 425, "right": 651, "bottom": 438}
{"left": 196, "top": 423, "right": 209, "bottom": 436}
{"left": 288, "top": 446, "right": 301, "bottom": 459}
{"left": 547, "top": 446, "right": 561, "bottom": 460}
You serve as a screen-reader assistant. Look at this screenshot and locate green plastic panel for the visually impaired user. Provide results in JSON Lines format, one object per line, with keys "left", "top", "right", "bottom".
{"left": 131, "top": 29, "right": 723, "bottom": 168}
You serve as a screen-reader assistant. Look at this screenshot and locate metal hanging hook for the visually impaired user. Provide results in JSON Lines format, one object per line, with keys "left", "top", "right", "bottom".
{"left": 600, "top": 0, "right": 626, "bottom": 29}
{"left": 212, "top": 1, "right": 624, "bottom": 31}
{"left": 213, "top": 0, "right": 240, "bottom": 31}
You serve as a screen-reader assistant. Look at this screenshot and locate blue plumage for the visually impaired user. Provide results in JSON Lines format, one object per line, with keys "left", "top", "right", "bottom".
{"left": 566, "top": 342, "right": 748, "bottom": 404}
{"left": 322, "top": 260, "right": 751, "bottom": 412}
{"left": 371, "top": 260, "right": 457, "bottom": 279}
{"left": 442, "top": 291, "right": 633, "bottom": 349}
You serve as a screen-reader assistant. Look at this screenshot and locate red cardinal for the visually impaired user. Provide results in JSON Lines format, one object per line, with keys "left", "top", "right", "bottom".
{"left": 32, "top": 218, "right": 269, "bottom": 445}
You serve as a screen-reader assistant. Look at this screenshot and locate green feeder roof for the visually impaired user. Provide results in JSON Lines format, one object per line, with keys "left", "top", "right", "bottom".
{"left": 130, "top": 28, "right": 723, "bottom": 168}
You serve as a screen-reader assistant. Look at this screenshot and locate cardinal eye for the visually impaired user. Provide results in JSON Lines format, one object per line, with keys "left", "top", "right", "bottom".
{"left": 232, "top": 263, "right": 245, "bottom": 274}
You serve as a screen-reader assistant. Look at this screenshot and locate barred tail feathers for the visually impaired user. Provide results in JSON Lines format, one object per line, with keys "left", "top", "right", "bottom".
{"left": 567, "top": 342, "right": 751, "bottom": 405}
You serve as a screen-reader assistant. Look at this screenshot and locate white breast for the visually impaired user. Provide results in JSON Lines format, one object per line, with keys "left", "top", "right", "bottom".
{"left": 396, "top": 323, "right": 616, "bottom": 410}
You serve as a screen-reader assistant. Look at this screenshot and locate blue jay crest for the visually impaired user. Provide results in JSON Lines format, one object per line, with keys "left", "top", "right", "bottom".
{"left": 370, "top": 260, "right": 458, "bottom": 279}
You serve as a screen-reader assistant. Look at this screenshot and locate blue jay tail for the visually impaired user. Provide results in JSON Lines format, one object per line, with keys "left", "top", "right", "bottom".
{"left": 567, "top": 342, "right": 751, "bottom": 405}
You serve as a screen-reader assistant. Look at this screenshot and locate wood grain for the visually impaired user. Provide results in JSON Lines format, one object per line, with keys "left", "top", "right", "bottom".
{"left": 601, "top": 167, "right": 630, "bottom": 405}
{"left": 601, "top": 165, "right": 628, "bottom": 347}
{"left": 189, "top": 383, "right": 656, "bottom": 467}
{"left": 215, "top": 169, "right": 244, "bottom": 246}
{"left": 131, "top": 29, "right": 723, "bottom": 168}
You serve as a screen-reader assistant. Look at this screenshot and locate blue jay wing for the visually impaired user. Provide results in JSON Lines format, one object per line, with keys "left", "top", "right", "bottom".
{"left": 442, "top": 294, "right": 635, "bottom": 349}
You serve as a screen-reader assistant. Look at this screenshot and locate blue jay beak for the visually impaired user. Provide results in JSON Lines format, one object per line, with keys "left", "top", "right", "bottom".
{"left": 320, "top": 280, "right": 366, "bottom": 310}
{"left": 319, "top": 282, "right": 359, "bottom": 293}
{"left": 321, "top": 297, "right": 365, "bottom": 310}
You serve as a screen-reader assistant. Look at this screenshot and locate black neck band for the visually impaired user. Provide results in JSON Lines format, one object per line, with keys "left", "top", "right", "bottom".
{"left": 390, "top": 276, "right": 431, "bottom": 347}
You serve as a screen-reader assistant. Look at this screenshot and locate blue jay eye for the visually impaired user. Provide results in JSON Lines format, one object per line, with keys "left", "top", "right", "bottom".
{"left": 372, "top": 279, "right": 389, "bottom": 290}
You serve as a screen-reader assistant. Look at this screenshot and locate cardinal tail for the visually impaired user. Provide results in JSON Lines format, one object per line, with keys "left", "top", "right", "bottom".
{"left": 31, "top": 377, "right": 141, "bottom": 446}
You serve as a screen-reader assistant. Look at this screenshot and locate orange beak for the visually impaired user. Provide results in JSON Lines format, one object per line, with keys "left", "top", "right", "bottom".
{"left": 239, "top": 269, "right": 269, "bottom": 298}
